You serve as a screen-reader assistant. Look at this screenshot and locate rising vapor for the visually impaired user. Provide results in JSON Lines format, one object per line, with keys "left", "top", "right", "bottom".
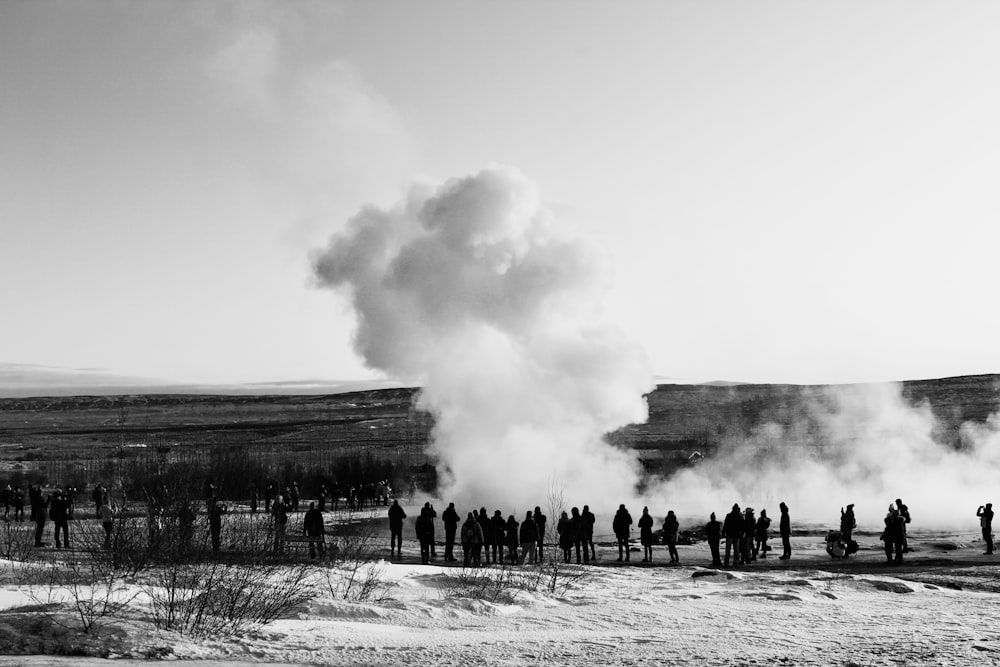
{"left": 312, "top": 166, "right": 654, "bottom": 512}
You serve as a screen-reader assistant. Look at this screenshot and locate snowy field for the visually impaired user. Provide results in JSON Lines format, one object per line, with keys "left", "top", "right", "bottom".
{"left": 1, "top": 526, "right": 999, "bottom": 666}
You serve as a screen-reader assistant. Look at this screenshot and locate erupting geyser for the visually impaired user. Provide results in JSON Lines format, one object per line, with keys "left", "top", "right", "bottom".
{"left": 312, "top": 166, "right": 654, "bottom": 511}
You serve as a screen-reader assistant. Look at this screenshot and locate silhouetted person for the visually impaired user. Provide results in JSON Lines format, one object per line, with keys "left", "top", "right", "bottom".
{"left": 12, "top": 487, "right": 24, "bottom": 522}
{"left": 582, "top": 505, "right": 596, "bottom": 561}
{"left": 778, "top": 501, "right": 791, "bottom": 560}
{"left": 613, "top": 504, "right": 632, "bottom": 562}
{"left": 840, "top": 504, "right": 856, "bottom": 543}
{"left": 490, "top": 510, "right": 505, "bottom": 564}
{"left": 303, "top": 501, "right": 325, "bottom": 559}
{"left": 706, "top": 512, "right": 722, "bottom": 568}
{"left": 208, "top": 500, "right": 226, "bottom": 554}
{"left": 505, "top": 515, "right": 520, "bottom": 563}
{"left": 570, "top": 507, "right": 589, "bottom": 564}
{"left": 478, "top": 507, "right": 493, "bottom": 564}
{"left": 272, "top": 494, "right": 288, "bottom": 555}
{"left": 443, "top": 502, "right": 460, "bottom": 562}
{"left": 388, "top": 500, "right": 406, "bottom": 558}
{"left": 742, "top": 507, "right": 756, "bottom": 563}
{"left": 638, "top": 506, "right": 654, "bottom": 563}
{"left": 264, "top": 483, "right": 274, "bottom": 514}
{"left": 557, "top": 511, "right": 572, "bottom": 563}
{"left": 978, "top": 503, "right": 994, "bottom": 555}
{"left": 92, "top": 483, "right": 105, "bottom": 518}
{"left": 417, "top": 507, "right": 436, "bottom": 565}
{"left": 520, "top": 511, "right": 538, "bottom": 564}
{"left": 29, "top": 485, "right": 48, "bottom": 547}
{"left": 49, "top": 489, "right": 69, "bottom": 549}
{"left": 317, "top": 485, "right": 328, "bottom": 513}
{"left": 722, "top": 503, "right": 744, "bottom": 567}
{"left": 883, "top": 504, "right": 906, "bottom": 564}
{"left": 895, "top": 498, "right": 911, "bottom": 552}
{"left": 178, "top": 502, "right": 195, "bottom": 555}
{"left": 424, "top": 502, "right": 438, "bottom": 558}
{"left": 755, "top": 509, "right": 771, "bottom": 558}
{"left": 663, "top": 510, "right": 680, "bottom": 563}
{"left": 533, "top": 507, "right": 547, "bottom": 563}
{"left": 460, "top": 512, "right": 483, "bottom": 567}
{"left": 100, "top": 499, "right": 114, "bottom": 548}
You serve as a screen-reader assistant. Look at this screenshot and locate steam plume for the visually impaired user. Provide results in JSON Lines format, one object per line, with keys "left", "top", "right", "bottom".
{"left": 313, "top": 166, "right": 653, "bottom": 511}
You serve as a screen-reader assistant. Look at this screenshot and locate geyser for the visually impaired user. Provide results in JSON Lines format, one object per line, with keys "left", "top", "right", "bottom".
{"left": 312, "top": 165, "right": 654, "bottom": 512}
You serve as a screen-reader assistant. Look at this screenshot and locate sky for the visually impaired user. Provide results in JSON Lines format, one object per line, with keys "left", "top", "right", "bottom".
{"left": 3, "top": 0, "right": 1000, "bottom": 394}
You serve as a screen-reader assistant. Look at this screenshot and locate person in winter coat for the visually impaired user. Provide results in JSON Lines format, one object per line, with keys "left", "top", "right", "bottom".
{"left": 505, "top": 515, "right": 520, "bottom": 564}
{"left": 272, "top": 494, "right": 288, "bottom": 555}
{"left": 742, "top": 507, "right": 756, "bottom": 563}
{"left": 533, "top": 507, "right": 547, "bottom": 563}
{"left": 613, "top": 504, "right": 633, "bottom": 562}
{"left": 461, "top": 512, "right": 484, "bottom": 567}
{"left": 755, "top": 509, "right": 772, "bottom": 558}
{"left": 49, "top": 489, "right": 69, "bottom": 549}
{"left": 208, "top": 500, "right": 227, "bottom": 554}
{"left": 978, "top": 503, "right": 994, "bottom": 555}
{"left": 490, "top": 510, "right": 506, "bottom": 564}
{"left": 662, "top": 510, "right": 680, "bottom": 563}
{"left": 443, "top": 502, "right": 461, "bottom": 562}
{"left": 303, "top": 502, "right": 325, "bottom": 559}
{"left": 30, "top": 486, "right": 49, "bottom": 547}
{"left": 416, "top": 507, "right": 435, "bottom": 564}
{"left": 638, "top": 507, "right": 654, "bottom": 563}
{"left": 840, "top": 504, "right": 856, "bottom": 544}
{"left": 478, "top": 507, "right": 493, "bottom": 564}
{"left": 570, "top": 507, "right": 589, "bottom": 564}
{"left": 519, "top": 511, "right": 538, "bottom": 564}
{"left": 883, "top": 505, "right": 906, "bottom": 564}
{"left": 424, "top": 503, "right": 438, "bottom": 558}
{"left": 722, "top": 504, "right": 744, "bottom": 567}
{"left": 895, "top": 498, "right": 911, "bottom": 552}
{"left": 706, "top": 512, "right": 722, "bottom": 568}
{"left": 778, "top": 502, "right": 792, "bottom": 560}
{"left": 557, "top": 511, "right": 573, "bottom": 563}
{"left": 100, "top": 498, "right": 114, "bottom": 548}
{"left": 388, "top": 500, "right": 407, "bottom": 558}
{"left": 582, "top": 505, "right": 597, "bottom": 561}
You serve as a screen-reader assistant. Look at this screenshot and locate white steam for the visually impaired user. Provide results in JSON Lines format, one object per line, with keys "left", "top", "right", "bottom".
{"left": 655, "top": 382, "right": 1000, "bottom": 531}
{"left": 313, "top": 166, "right": 654, "bottom": 512}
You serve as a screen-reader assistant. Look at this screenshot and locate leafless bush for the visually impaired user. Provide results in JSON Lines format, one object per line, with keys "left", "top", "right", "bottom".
{"left": 0, "top": 519, "right": 35, "bottom": 563}
{"left": 320, "top": 507, "right": 396, "bottom": 603}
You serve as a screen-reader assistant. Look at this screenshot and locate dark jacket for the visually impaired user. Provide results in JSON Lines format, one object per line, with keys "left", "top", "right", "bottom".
{"left": 49, "top": 494, "right": 68, "bottom": 523}
{"left": 505, "top": 517, "right": 519, "bottom": 549}
{"left": 723, "top": 509, "right": 744, "bottom": 538}
{"left": 779, "top": 509, "right": 791, "bottom": 537}
{"left": 388, "top": 503, "right": 407, "bottom": 531}
{"left": 662, "top": 514, "right": 679, "bottom": 543}
{"left": 581, "top": 509, "right": 596, "bottom": 539}
{"left": 461, "top": 517, "right": 484, "bottom": 545}
{"left": 706, "top": 518, "right": 721, "bottom": 542}
{"left": 533, "top": 511, "right": 547, "bottom": 542}
{"left": 519, "top": 517, "right": 538, "bottom": 543}
{"left": 557, "top": 515, "right": 572, "bottom": 549}
{"left": 638, "top": 512, "right": 654, "bottom": 545}
{"left": 416, "top": 513, "right": 434, "bottom": 544}
{"left": 612, "top": 508, "right": 633, "bottom": 539}
{"left": 443, "top": 505, "right": 461, "bottom": 529}
{"left": 304, "top": 507, "right": 324, "bottom": 536}
{"left": 490, "top": 513, "right": 506, "bottom": 545}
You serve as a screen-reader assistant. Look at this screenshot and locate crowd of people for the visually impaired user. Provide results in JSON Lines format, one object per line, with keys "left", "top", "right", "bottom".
{"left": 5, "top": 478, "right": 996, "bottom": 571}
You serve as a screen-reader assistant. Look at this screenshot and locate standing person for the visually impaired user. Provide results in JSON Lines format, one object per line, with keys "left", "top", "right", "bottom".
{"left": 12, "top": 486, "right": 24, "bottom": 522}
{"left": 388, "top": 500, "right": 407, "bottom": 558}
{"left": 290, "top": 482, "right": 300, "bottom": 513}
{"left": 303, "top": 502, "right": 325, "bottom": 560}
{"left": 490, "top": 510, "right": 506, "bottom": 565}
{"left": 460, "top": 512, "right": 483, "bottom": 567}
{"left": 478, "top": 507, "right": 493, "bottom": 564}
{"left": 840, "top": 504, "right": 856, "bottom": 543}
{"left": 318, "top": 485, "right": 328, "bottom": 513}
{"left": 92, "top": 484, "right": 104, "bottom": 518}
{"left": 613, "top": 504, "right": 633, "bottom": 562}
{"left": 570, "top": 507, "right": 589, "bottom": 564}
{"left": 722, "top": 504, "right": 744, "bottom": 567}
{"left": 424, "top": 503, "right": 438, "bottom": 558}
{"left": 100, "top": 498, "right": 114, "bottom": 549}
{"left": 977, "top": 503, "right": 994, "bottom": 555}
{"left": 443, "top": 502, "right": 460, "bottom": 562}
{"left": 505, "top": 515, "right": 520, "bottom": 564}
{"left": 638, "top": 507, "right": 654, "bottom": 563}
{"left": 30, "top": 485, "right": 49, "bottom": 547}
{"left": 519, "top": 511, "right": 538, "bottom": 564}
{"left": 778, "top": 502, "right": 792, "bottom": 560}
{"left": 208, "top": 500, "right": 226, "bottom": 554}
{"left": 2, "top": 484, "right": 10, "bottom": 521}
{"left": 49, "top": 489, "right": 69, "bottom": 549}
{"left": 883, "top": 505, "right": 906, "bottom": 564}
{"left": 417, "top": 507, "right": 435, "bottom": 565}
{"left": 178, "top": 502, "right": 195, "bottom": 555}
{"left": 264, "top": 483, "right": 274, "bottom": 514}
{"left": 755, "top": 509, "right": 771, "bottom": 558}
{"left": 663, "top": 510, "right": 680, "bottom": 564}
{"left": 582, "top": 505, "right": 597, "bottom": 561}
{"left": 272, "top": 494, "right": 288, "bottom": 555}
{"left": 65, "top": 486, "right": 76, "bottom": 520}
{"left": 895, "top": 499, "right": 911, "bottom": 552}
{"left": 250, "top": 486, "right": 259, "bottom": 514}
{"left": 533, "top": 507, "right": 547, "bottom": 563}
{"left": 557, "top": 511, "right": 572, "bottom": 563}
{"left": 742, "top": 507, "right": 756, "bottom": 563}
{"left": 706, "top": 512, "right": 722, "bottom": 568}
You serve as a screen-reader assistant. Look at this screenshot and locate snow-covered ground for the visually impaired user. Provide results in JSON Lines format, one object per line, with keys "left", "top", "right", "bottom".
{"left": 2, "top": 529, "right": 1000, "bottom": 666}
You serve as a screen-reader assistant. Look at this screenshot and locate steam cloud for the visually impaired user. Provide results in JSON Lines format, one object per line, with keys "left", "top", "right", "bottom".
{"left": 655, "top": 382, "right": 1000, "bottom": 531}
{"left": 313, "top": 166, "right": 654, "bottom": 512}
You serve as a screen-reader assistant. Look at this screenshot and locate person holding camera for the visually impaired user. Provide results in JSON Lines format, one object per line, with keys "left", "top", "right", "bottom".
{"left": 977, "top": 503, "right": 994, "bottom": 555}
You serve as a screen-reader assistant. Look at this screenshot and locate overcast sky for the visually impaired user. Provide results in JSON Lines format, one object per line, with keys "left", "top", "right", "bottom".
{"left": 3, "top": 1, "right": 1000, "bottom": 392}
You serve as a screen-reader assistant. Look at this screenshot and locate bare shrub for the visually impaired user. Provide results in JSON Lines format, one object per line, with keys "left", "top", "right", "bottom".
{"left": 320, "top": 507, "right": 396, "bottom": 603}
{"left": 0, "top": 519, "right": 35, "bottom": 563}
